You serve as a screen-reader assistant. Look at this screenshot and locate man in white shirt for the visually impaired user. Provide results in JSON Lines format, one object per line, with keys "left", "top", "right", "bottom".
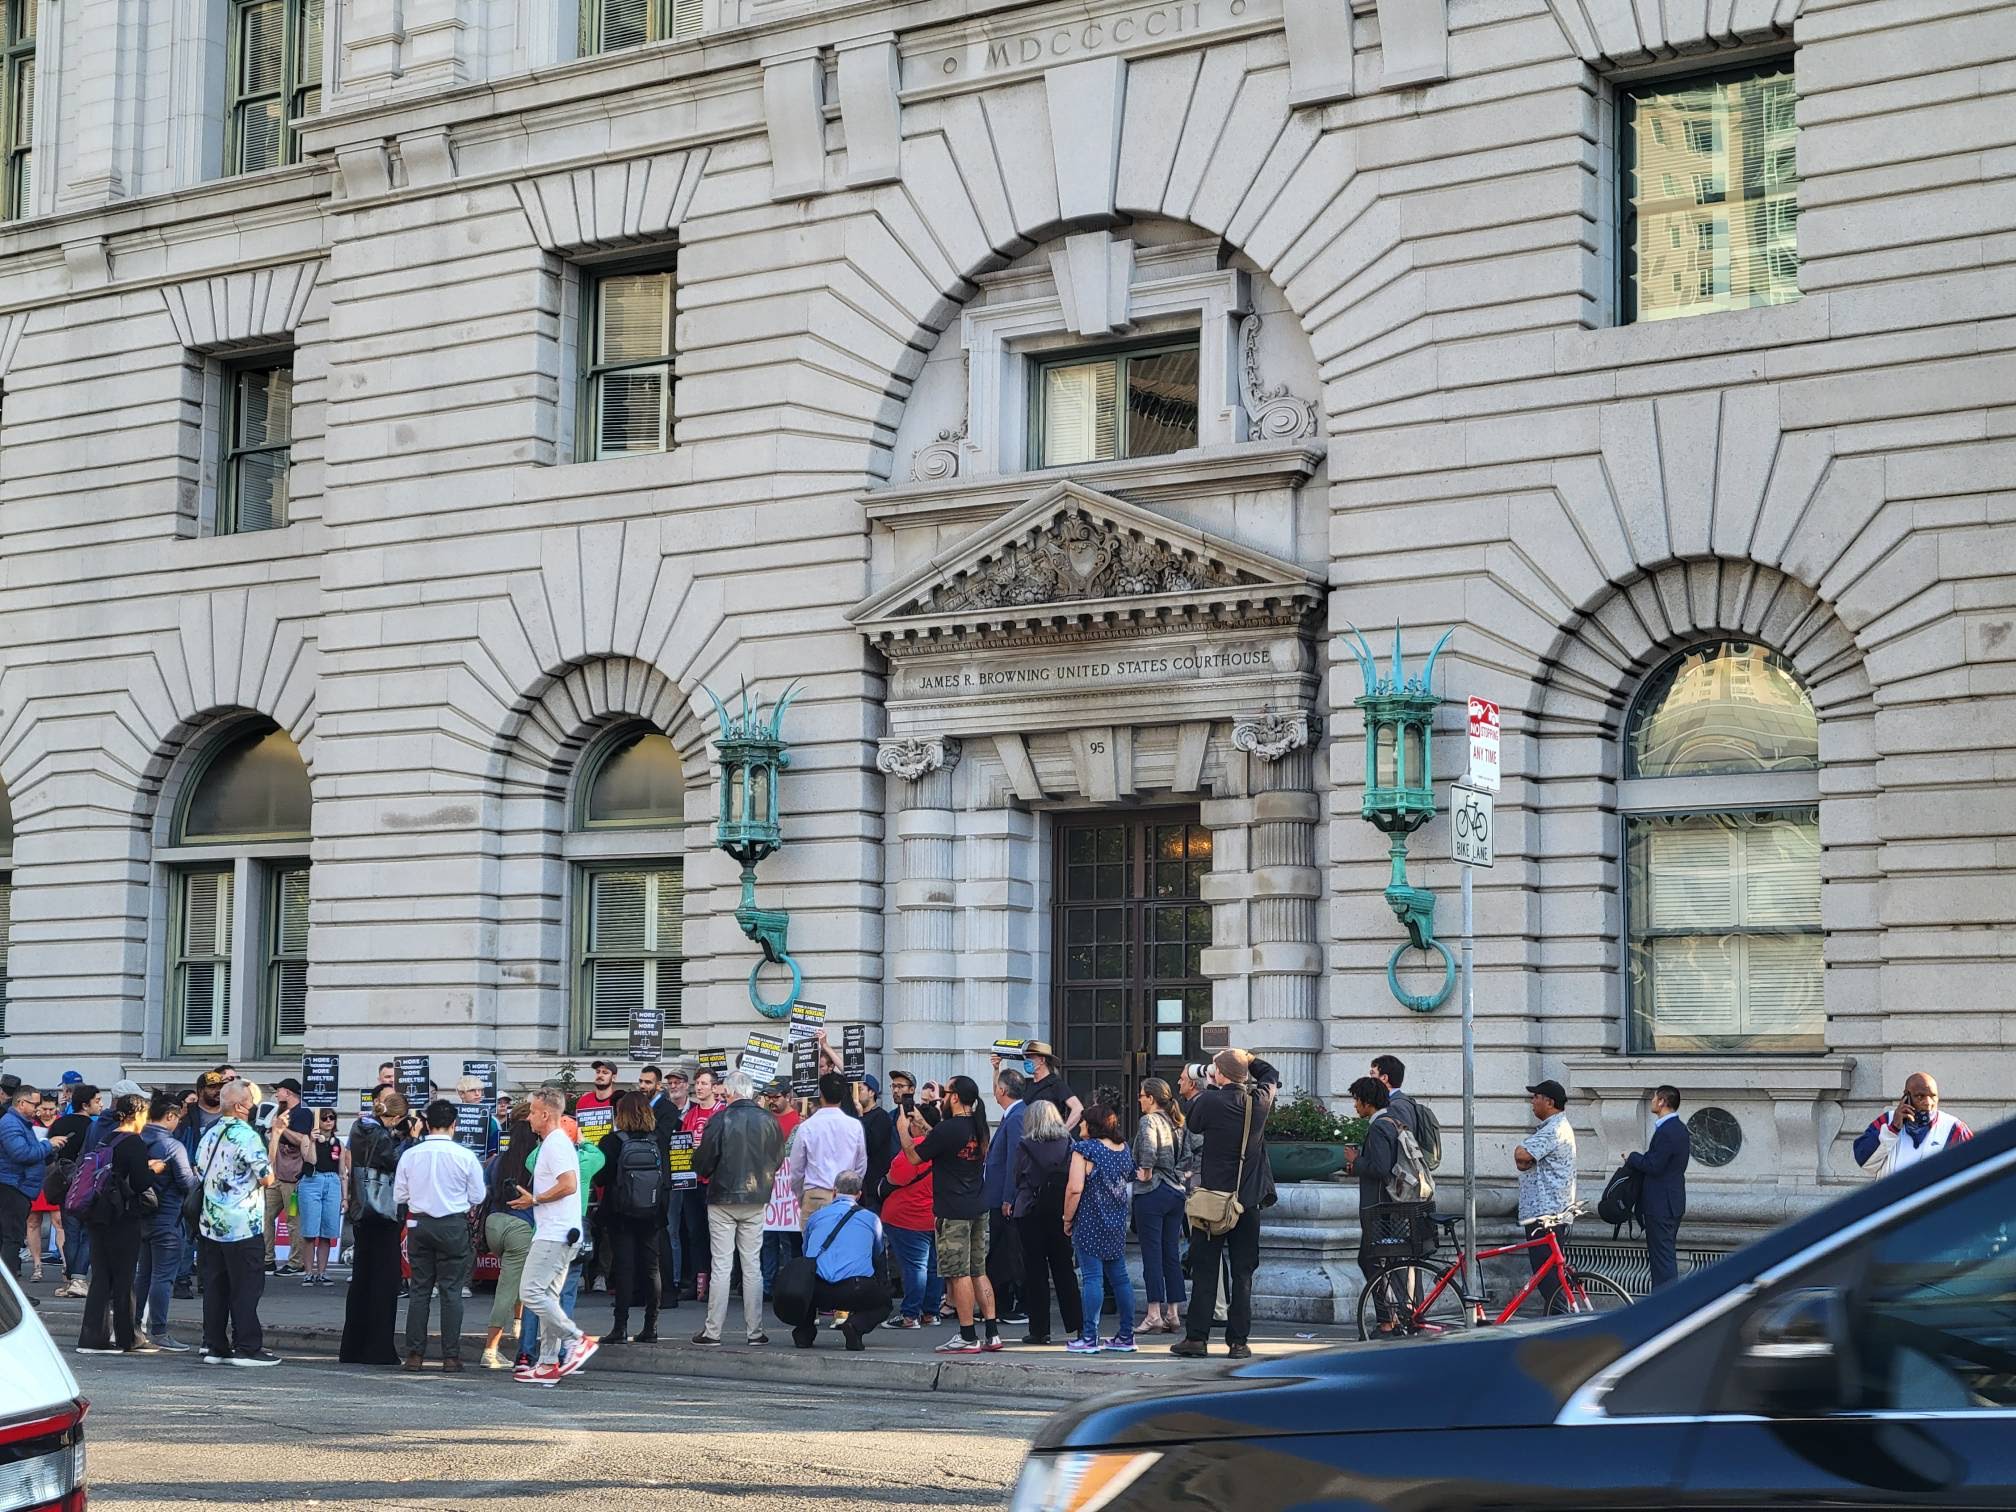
{"left": 393, "top": 1099, "right": 488, "bottom": 1371}
{"left": 787, "top": 1073, "right": 867, "bottom": 1228}
{"left": 506, "top": 1088, "right": 599, "bottom": 1386}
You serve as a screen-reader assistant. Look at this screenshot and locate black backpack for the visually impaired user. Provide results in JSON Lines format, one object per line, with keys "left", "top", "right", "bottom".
{"left": 1597, "top": 1161, "right": 1645, "bottom": 1234}
{"left": 610, "top": 1134, "right": 665, "bottom": 1219}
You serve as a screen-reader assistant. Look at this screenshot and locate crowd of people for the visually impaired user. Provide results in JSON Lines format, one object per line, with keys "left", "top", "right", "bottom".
{"left": 1, "top": 1041, "right": 1957, "bottom": 1378}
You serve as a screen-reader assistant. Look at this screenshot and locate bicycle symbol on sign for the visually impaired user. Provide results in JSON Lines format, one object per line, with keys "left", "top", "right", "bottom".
{"left": 1452, "top": 788, "right": 1494, "bottom": 868}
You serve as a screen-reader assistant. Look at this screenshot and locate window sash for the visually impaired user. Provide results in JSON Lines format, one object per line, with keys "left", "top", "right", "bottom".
{"left": 220, "top": 360, "right": 294, "bottom": 534}
{"left": 265, "top": 863, "right": 309, "bottom": 1048}
{"left": 1624, "top": 808, "right": 1822, "bottom": 1053}
{"left": 1619, "top": 60, "right": 1799, "bottom": 325}
{"left": 581, "top": 0, "right": 702, "bottom": 54}
{"left": 228, "top": 0, "right": 322, "bottom": 176}
{"left": 1032, "top": 340, "right": 1201, "bottom": 469}
{"left": 578, "top": 865, "right": 683, "bottom": 1045}
{"left": 1, "top": 0, "right": 32, "bottom": 221}
{"left": 173, "top": 866, "right": 235, "bottom": 1052}
{"left": 584, "top": 268, "right": 676, "bottom": 460}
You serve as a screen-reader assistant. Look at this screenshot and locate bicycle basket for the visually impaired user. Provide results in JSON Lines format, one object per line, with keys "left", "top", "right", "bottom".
{"left": 1362, "top": 1201, "right": 1439, "bottom": 1262}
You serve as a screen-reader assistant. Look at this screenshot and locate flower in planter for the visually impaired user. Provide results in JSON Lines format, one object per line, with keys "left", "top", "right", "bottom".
{"left": 1264, "top": 1089, "right": 1367, "bottom": 1145}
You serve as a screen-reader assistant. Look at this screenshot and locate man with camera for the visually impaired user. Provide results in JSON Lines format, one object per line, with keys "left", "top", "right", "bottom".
{"left": 1853, "top": 1071, "right": 1972, "bottom": 1178}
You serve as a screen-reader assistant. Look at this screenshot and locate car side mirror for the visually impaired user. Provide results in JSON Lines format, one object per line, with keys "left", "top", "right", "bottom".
{"left": 1732, "top": 1287, "right": 1857, "bottom": 1417}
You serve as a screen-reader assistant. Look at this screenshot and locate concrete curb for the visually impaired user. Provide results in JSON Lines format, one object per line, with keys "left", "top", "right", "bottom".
{"left": 253, "top": 1321, "right": 1230, "bottom": 1397}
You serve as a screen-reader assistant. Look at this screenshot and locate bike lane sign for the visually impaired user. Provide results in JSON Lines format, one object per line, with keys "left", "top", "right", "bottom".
{"left": 1452, "top": 786, "right": 1494, "bottom": 868}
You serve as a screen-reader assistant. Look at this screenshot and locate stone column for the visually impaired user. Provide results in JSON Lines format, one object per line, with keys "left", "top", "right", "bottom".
{"left": 879, "top": 735, "right": 961, "bottom": 1089}
{"left": 1233, "top": 711, "right": 1323, "bottom": 1096}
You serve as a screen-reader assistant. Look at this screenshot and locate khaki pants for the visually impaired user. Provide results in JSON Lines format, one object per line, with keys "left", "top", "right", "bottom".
{"left": 801, "top": 1188, "right": 835, "bottom": 1228}
{"left": 264, "top": 1181, "right": 298, "bottom": 1269}
{"left": 704, "top": 1203, "right": 766, "bottom": 1341}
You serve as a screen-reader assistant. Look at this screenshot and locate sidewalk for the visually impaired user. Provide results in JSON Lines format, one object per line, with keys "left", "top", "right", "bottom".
{"left": 33, "top": 1271, "right": 1357, "bottom": 1399}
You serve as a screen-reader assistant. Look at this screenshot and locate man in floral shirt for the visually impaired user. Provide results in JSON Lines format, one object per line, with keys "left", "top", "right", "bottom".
{"left": 1513, "top": 1079, "right": 1577, "bottom": 1308}
{"left": 195, "top": 1080, "right": 280, "bottom": 1366}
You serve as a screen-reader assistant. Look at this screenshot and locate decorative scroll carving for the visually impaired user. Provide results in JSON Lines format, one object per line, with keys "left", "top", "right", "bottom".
{"left": 911, "top": 424, "right": 965, "bottom": 482}
{"left": 876, "top": 734, "right": 962, "bottom": 781}
{"left": 913, "top": 509, "right": 1258, "bottom": 615}
{"left": 1232, "top": 710, "right": 1322, "bottom": 761}
{"left": 1240, "top": 315, "right": 1318, "bottom": 441}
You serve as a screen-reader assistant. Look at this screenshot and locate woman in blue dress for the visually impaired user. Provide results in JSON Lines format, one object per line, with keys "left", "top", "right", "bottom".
{"left": 1063, "top": 1103, "right": 1137, "bottom": 1353}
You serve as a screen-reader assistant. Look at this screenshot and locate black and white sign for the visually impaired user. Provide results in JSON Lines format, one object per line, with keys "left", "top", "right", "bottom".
{"left": 462, "top": 1060, "right": 496, "bottom": 1100}
{"left": 842, "top": 1025, "right": 865, "bottom": 1083}
{"left": 791, "top": 1039, "right": 819, "bottom": 1098}
{"left": 395, "top": 1055, "right": 431, "bottom": 1106}
{"left": 454, "top": 1103, "right": 489, "bottom": 1151}
{"left": 628, "top": 1006, "right": 664, "bottom": 1063}
{"left": 300, "top": 1055, "right": 340, "bottom": 1110}
{"left": 1452, "top": 786, "right": 1494, "bottom": 869}
{"left": 788, "top": 1002, "right": 826, "bottom": 1043}
{"left": 743, "top": 1032, "right": 785, "bottom": 1086}
{"left": 697, "top": 1049, "right": 728, "bottom": 1081}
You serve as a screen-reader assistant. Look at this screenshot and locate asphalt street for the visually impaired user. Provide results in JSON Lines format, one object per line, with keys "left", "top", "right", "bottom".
{"left": 70, "top": 1341, "right": 1043, "bottom": 1509}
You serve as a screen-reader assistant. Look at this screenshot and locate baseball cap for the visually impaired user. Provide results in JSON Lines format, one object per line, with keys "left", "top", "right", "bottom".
{"left": 109, "top": 1079, "right": 146, "bottom": 1099}
{"left": 762, "top": 1078, "right": 790, "bottom": 1097}
{"left": 60, "top": 1071, "right": 82, "bottom": 1086}
{"left": 590, "top": 1059, "right": 617, "bottom": 1073}
{"left": 663, "top": 1064, "right": 691, "bottom": 1083}
{"left": 197, "top": 1071, "right": 226, "bottom": 1092}
{"left": 863, "top": 1073, "right": 880, "bottom": 1094}
{"left": 1526, "top": 1079, "right": 1569, "bottom": 1108}
{"left": 275, "top": 1078, "right": 303, "bottom": 1095}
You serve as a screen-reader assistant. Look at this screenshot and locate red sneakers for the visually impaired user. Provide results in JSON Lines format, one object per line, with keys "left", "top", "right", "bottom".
{"left": 515, "top": 1363, "right": 563, "bottom": 1387}
{"left": 558, "top": 1335, "right": 600, "bottom": 1378}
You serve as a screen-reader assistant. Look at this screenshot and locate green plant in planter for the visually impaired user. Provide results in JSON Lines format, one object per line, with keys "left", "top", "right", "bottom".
{"left": 1265, "top": 1090, "right": 1367, "bottom": 1145}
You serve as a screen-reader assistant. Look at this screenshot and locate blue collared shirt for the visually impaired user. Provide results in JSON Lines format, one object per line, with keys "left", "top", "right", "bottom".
{"left": 802, "top": 1196, "right": 883, "bottom": 1283}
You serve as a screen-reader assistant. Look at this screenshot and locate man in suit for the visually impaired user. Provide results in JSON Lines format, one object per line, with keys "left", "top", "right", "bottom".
{"left": 1626, "top": 1085, "right": 1690, "bottom": 1290}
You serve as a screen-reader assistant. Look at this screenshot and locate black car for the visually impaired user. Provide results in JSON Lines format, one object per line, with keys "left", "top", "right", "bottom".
{"left": 1012, "top": 1114, "right": 2016, "bottom": 1511}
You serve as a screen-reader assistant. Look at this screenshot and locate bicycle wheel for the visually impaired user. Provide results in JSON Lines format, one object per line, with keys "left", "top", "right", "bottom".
{"left": 1545, "top": 1269, "right": 1634, "bottom": 1317}
{"left": 1357, "top": 1260, "right": 1466, "bottom": 1340}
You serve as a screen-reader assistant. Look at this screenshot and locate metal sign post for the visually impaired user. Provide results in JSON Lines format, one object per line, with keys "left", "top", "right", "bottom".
{"left": 1451, "top": 782, "right": 1493, "bottom": 1324}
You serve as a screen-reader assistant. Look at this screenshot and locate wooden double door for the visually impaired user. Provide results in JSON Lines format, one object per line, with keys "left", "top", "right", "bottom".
{"left": 1050, "top": 809, "right": 1214, "bottom": 1124}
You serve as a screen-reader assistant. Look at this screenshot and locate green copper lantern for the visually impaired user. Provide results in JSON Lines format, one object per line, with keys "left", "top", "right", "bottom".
{"left": 704, "top": 680, "right": 802, "bottom": 1018}
{"left": 1345, "top": 626, "right": 1455, "bottom": 1012}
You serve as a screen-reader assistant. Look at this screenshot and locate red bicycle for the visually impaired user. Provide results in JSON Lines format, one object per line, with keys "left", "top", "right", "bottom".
{"left": 1355, "top": 1202, "right": 1632, "bottom": 1340}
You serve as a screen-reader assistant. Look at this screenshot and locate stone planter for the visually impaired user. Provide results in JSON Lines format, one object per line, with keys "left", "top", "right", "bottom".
{"left": 1267, "top": 1140, "right": 1352, "bottom": 1184}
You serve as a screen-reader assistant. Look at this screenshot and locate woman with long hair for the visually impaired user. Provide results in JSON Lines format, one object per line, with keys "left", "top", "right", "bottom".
{"left": 76, "top": 1092, "right": 159, "bottom": 1355}
{"left": 1132, "top": 1078, "right": 1186, "bottom": 1334}
{"left": 1063, "top": 1103, "right": 1137, "bottom": 1354}
{"left": 1009, "top": 1099, "right": 1083, "bottom": 1345}
{"left": 590, "top": 1092, "right": 665, "bottom": 1343}
{"left": 478, "top": 1119, "right": 537, "bottom": 1369}
{"left": 27, "top": 1099, "right": 63, "bottom": 1283}
{"left": 340, "top": 1089, "right": 412, "bottom": 1365}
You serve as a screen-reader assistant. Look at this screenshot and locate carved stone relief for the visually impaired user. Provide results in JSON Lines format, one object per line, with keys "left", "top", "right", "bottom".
{"left": 876, "top": 734, "right": 962, "bottom": 780}
{"left": 1232, "top": 709, "right": 1322, "bottom": 761}
{"left": 909, "top": 509, "right": 1260, "bottom": 615}
{"left": 1239, "top": 315, "right": 1319, "bottom": 441}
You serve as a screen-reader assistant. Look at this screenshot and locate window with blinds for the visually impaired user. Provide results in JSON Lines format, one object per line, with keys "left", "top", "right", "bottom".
{"left": 580, "top": 0, "right": 704, "bottom": 54}
{"left": 579, "top": 866, "right": 683, "bottom": 1046}
{"left": 1625, "top": 810, "right": 1822, "bottom": 1052}
{"left": 2, "top": 0, "right": 32, "bottom": 220}
{"left": 266, "top": 864, "right": 309, "bottom": 1047}
{"left": 585, "top": 269, "right": 676, "bottom": 459}
{"left": 175, "top": 867, "right": 235, "bottom": 1051}
{"left": 1035, "top": 342, "right": 1200, "bottom": 469}
{"left": 229, "top": 0, "right": 323, "bottom": 176}
{"left": 220, "top": 359, "right": 294, "bottom": 534}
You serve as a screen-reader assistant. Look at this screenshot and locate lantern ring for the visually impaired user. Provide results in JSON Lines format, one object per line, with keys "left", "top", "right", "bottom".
{"left": 747, "top": 953, "right": 803, "bottom": 1020}
{"left": 1386, "top": 939, "right": 1455, "bottom": 1014}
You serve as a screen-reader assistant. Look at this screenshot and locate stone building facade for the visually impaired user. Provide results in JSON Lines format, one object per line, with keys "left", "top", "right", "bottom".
{"left": 0, "top": 0, "right": 2010, "bottom": 1314}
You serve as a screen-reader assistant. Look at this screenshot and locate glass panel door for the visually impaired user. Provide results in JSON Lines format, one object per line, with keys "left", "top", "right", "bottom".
{"left": 1052, "top": 811, "right": 1212, "bottom": 1127}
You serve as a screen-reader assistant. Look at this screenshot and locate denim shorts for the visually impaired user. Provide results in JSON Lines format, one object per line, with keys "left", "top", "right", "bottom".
{"left": 294, "top": 1171, "right": 342, "bottom": 1240}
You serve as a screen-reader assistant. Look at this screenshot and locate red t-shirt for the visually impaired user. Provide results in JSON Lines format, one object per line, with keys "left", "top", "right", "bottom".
{"left": 777, "top": 1109, "right": 802, "bottom": 1141}
{"left": 682, "top": 1101, "right": 724, "bottom": 1139}
{"left": 880, "top": 1149, "right": 935, "bottom": 1232}
{"left": 575, "top": 1090, "right": 616, "bottom": 1113}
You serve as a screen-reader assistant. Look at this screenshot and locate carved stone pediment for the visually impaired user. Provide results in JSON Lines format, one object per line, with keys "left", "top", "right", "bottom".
{"left": 847, "top": 481, "right": 1322, "bottom": 649}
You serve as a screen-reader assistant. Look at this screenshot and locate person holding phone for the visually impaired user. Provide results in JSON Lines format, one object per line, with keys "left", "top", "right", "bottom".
{"left": 1853, "top": 1071, "right": 1973, "bottom": 1178}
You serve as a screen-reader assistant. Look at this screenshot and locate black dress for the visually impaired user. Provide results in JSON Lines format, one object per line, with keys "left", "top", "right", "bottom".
{"left": 78, "top": 1133, "right": 153, "bottom": 1352}
{"left": 339, "top": 1120, "right": 406, "bottom": 1365}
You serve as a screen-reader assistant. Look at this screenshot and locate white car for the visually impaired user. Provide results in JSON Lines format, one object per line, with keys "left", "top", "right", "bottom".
{"left": 0, "top": 1273, "right": 88, "bottom": 1511}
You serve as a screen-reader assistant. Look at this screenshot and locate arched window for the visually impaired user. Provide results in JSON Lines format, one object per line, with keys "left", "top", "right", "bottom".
{"left": 570, "top": 725, "right": 684, "bottom": 1053}
{"left": 1622, "top": 642, "right": 1822, "bottom": 1053}
{"left": 165, "top": 722, "right": 311, "bottom": 1057}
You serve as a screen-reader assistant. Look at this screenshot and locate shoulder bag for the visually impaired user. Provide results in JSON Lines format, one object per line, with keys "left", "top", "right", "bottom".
{"left": 1184, "top": 1088, "right": 1254, "bottom": 1238}
{"left": 183, "top": 1127, "right": 228, "bottom": 1230}
{"left": 771, "top": 1202, "right": 873, "bottom": 1327}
